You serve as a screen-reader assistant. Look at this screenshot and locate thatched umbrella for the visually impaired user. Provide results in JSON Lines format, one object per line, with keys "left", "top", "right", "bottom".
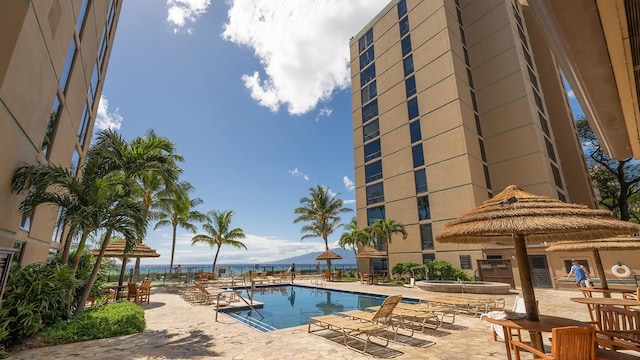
{"left": 545, "top": 236, "right": 640, "bottom": 293}
{"left": 92, "top": 239, "right": 160, "bottom": 296}
{"left": 435, "top": 185, "right": 640, "bottom": 321}
{"left": 316, "top": 249, "right": 342, "bottom": 281}
{"left": 356, "top": 246, "right": 387, "bottom": 276}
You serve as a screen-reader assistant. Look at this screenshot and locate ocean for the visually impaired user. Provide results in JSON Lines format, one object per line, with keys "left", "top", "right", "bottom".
{"left": 111, "top": 263, "right": 357, "bottom": 279}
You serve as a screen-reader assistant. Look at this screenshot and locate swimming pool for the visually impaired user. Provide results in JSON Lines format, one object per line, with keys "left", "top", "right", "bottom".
{"left": 222, "top": 285, "right": 413, "bottom": 332}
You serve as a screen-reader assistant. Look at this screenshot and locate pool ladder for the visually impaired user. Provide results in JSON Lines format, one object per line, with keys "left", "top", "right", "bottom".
{"left": 214, "top": 289, "right": 264, "bottom": 321}
{"left": 226, "top": 312, "right": 277, "bottom": 332}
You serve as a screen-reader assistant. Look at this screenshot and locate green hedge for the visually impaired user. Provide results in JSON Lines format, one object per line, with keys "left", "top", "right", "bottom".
{"left": 40, "top": 301, "right": 145, "bottom": 345}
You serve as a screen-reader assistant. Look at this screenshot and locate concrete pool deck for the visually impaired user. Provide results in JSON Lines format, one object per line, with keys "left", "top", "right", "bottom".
{"left": 7, "top": 280, "right": 637, "bottom": 359}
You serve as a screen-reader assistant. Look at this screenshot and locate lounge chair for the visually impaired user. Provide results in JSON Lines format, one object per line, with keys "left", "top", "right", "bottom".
{"left": 266, "top": 275, "right": 281, "bottom": 284}
{"left": 308, "top": 295, "right": 402, "bottom": 354}
{"left": 365, "top": 302, "right": 443, "bottom": 332}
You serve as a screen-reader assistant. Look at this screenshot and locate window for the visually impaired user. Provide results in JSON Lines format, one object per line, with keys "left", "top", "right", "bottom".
{"left": 410, "top": 120, "right": 421, "bottom": 143}
{"left": 564, "top": 260, "right": 589, "bottom": 273}
{"left": 408, "top": 97, "right": 419, "bottom": 120}
{"left": 423, "top": 253, "right": 436, "bottom": 264}
{"left": 420, "top": 224, "right": 434, "bottom": 250}
{"left": 364, "top": 139, "right": 381, "bottom": 162}
{"left": 551, "top": 164, "right": 563, "bottom": 189}
{"left": 483, "top": 164, "right": 492, "bottom": 189}
{"left": 417, "top": 195, "right": 431, "bottom": 220}
{"left": 76, "top": 0, "right": 90, "bottom": 35}
{"left": 19, "top": 213, "right": 31, "bottom": 232}
{"left": 358, "top": 29, "right": 373, "bottom": 53}
{"left": 78, "top": 102, "right": 91, "bottom": 146}
{"left": 366, "top": 182, "right": 385, "bottom": 205}
{"left": 51, "top": 207, "right": 66, "bottom": 243}
{"left": 397, "top": 0, "right": 407, "bottom": 18}
{"left": 479, "top": 139, "right": 487, "bottom": 162}
{"left": 360, "top": 47, "right": 375, "bottom": 70}
{"left": 98, "top": 27, "right": 108, "bottom": 68}
{"left": 401, "top": 35, "right": 412, "bottom": 57}
{"left": 399, "top": 17, "right": 410, "bottom": 37}
{"left": 360, "top": 64, "right": 376, "bottom": 87}
{"left": 545, "top": 137, "right": 556, "bottom": 162}
{"left": 60, "top": 38, "right": 77, "bottom": 92}
{"left": 70, "top": 149, "right": 81, "bottom": 176}
{"left": 42, "top": 95, "right": 62, "bottom": 156}
{"left": 88, "top": 62, "right": 100, "bottom": 106}
{"left": 363, "top": 119, "right": 380, "bottom": 142}
{"left": 414, "top": 169, "right": 428, "bottom": 193}
{"left": 361, "top": 81, "right": 377, "bottom": 105}
{"left": 403, "top": 55, "right": 414, "bottom": 76}
{"left": 362, "top": 99, "right": 378, "bottom": 123}
{"left": 13, "top": 241, "right": 25, "bottom": 264}
{"left": 412, "top": 144, "right": 424, "bottom": 167}
{"left": 367, "top": 206, "right": 385, "bottom": 225}
{"left": 487, "top": 255, "right": 502, "bottom": 260}
{"left": 460, "top": 255, "right": 472, "bottom": 269}
{"left": 405, "top": 75, "right": 416, "bottom": 98}
{"left": 365, "top": 160, "right": 383, "bottom": 183}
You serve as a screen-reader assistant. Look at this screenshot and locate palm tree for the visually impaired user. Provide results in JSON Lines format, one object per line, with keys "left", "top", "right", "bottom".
{"left": 293, "top": 185, "right": 352, "bottom": 275}
{"left": 76, "top": 190, "right": 146, "bottom": 315}
{"left": 370, "top": 218, "right": 407, "bottom": 252}
{"left": 89, "top": 129, "right": 183, "bottom": 281}
{"left": 154, "top": 181, "right": 207, "bottom": 273}
{"left": 11, "top": 158, "right": 113, "bottom": 273}
{"left": 191, "top": 210, "right": 247, "bottom": 273}
{"left": 339, "top": 217, "right": 370, "bottom": 256}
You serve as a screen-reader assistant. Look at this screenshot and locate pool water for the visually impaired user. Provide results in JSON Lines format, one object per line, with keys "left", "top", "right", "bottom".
{"left": 223, "top": 285, "right": 402, "bottom": 331}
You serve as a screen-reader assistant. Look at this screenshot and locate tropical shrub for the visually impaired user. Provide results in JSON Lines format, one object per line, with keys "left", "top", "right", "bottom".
{"left": 40, "top": 301, "right": 145, "bottom": 345}
{"left": 0, "top": 259, "right": 79, "bottom": 347}
{"left": 391, "top": 262, "right": 426, "bottom": 281}
{"left": 426, "top": 260, "right": 472, "bottom": 281}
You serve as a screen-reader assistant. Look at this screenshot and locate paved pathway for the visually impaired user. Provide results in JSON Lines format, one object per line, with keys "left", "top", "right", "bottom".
{"left": 6, "top": 281, "right": 630, "bottom": 359}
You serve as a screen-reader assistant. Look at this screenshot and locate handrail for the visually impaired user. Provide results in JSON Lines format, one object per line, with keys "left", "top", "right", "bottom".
{"left": 214, "top": 289, "right": 263, "bottom": 321}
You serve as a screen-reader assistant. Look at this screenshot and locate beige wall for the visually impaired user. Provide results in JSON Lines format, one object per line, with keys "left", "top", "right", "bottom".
{"left": 0, "top": 0, "right": 122, "bottom": 265}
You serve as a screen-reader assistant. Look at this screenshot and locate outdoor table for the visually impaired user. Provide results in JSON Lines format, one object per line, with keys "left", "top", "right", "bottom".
{"left": 570, "top": 297, "right": 640, "bottom": 328}
{"left": 482, "top": 314, "right": 592, "bottom": 360}
{"left": 104, "top": 284, "right": 127, "bottom": 301}
{"left": 579, "top": 287, "right": 636, "bottom": 298}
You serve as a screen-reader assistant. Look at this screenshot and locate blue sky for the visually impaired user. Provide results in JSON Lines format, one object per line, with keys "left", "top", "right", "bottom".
{"left": 96, "top": 0, "right": 389, "bottom": 265}
{"left": 96, "top": 1, "right": 586, "bottom": 267}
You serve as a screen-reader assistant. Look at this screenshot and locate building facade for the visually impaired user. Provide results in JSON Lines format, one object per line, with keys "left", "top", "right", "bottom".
{"left": 350, "top": 0, "right": 600, "bottom": 287}
{"left": 0, "top": 0, "right": 122, "bottom": 265}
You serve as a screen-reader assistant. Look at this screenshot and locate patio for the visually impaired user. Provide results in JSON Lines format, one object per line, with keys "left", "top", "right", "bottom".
{"left": 8, "top": 279, "right": 621, "bottom": 360}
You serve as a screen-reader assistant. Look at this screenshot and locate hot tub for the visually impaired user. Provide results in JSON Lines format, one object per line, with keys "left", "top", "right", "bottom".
{"left": 416, "top": 280, "right": 512, "bottom": 295}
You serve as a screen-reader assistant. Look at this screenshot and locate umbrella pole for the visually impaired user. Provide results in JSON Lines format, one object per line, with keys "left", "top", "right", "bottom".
{"left": 514, "top": 235, "right": 539, "bottom": 321}
{"left": 592, "top": 249, "right": 610, "bottom": 297}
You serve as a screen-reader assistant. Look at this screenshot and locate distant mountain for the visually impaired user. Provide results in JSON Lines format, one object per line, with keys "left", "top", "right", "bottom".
{"left": 267, "top": 248, "right": 356, "bottom": 264}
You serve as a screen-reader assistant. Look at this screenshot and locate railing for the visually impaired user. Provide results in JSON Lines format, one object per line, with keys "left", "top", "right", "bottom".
{"left": 214, "top": 289, "right": 263, "bottom": 322}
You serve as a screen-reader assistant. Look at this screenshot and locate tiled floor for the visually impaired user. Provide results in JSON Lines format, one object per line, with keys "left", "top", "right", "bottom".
{"left": 7, "top": 280, "right": 636, "bottom": 359}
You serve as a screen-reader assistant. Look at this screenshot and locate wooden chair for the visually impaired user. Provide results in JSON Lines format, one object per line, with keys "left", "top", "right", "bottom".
{"left": 597, "top": 306, "right": 640, "bottom": 341}
{"left": 511, "top": 326, "right": 596, "bottom": 360}
{"left": 359, "top": 272, "right": 371, "bottom": 285}
{"left": 127, "top": 282, "right": 150, "bottom": 304}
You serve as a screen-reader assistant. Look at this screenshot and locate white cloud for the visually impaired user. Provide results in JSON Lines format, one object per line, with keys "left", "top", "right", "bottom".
{"left": 315, "top": 107, "right": 332, "bottom": 122}
{"left": 167, "top": 0, "right": 211, "bottom": 33}
{"left": 343, "top": 176, "right": 355, "bottom": 191}
{"left": 95, "top": 96, "right": 123, "bottom": 131}
{"left": 288, "top": 167, "right": 309, "bottom": 181}
{"left": 222, "top": 0, "right": 388, "bottom": 115}
{"left": 134, "top": 231, "right": 326, "bottom": 266}
{"left": 567, "top": 89, "right": 575, "bottom": 99}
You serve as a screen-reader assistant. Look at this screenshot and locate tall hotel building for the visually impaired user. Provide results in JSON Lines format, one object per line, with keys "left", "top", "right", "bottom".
{"left": 350, "top": 0, "right": 599, "bottom": 286}
{"left": 0, "top": 0, "right": 122, "bottom": 265}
